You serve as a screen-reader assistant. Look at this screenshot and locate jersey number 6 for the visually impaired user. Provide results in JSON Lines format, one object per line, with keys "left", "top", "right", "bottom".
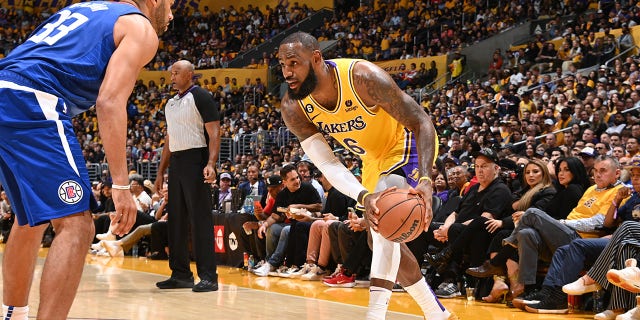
{"left": 343, "top": 138, "right": 366, "bottom": 155}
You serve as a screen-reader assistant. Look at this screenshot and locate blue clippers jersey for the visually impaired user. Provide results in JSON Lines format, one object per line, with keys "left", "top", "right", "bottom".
{"left": 0, "top": 2, "right": 143, "bottom": 117}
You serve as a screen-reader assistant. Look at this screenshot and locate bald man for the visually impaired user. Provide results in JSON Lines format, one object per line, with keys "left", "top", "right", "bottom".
{"left": 155, "top": 60, "right": 221, "bottom": 292}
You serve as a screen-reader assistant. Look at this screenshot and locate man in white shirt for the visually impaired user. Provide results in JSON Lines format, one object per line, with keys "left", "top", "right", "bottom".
{"left": 130, "top": 175, "right": 152, "bottom": 215}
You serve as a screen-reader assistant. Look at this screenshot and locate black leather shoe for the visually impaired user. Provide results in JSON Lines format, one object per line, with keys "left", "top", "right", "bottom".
{"left": 148, "top": 251, "right": 168, "bottom": 260}
{"left": 156, "top": 277, "right": 194, "bottom": 289}
{"left": 466, "top": 260, "right": 506, "bottom": 278}
{"left": 193, "top": 279, "right": 218, "bottom": 292}
{"left": 424, "top": 247, "right": 453, "bottom": 269}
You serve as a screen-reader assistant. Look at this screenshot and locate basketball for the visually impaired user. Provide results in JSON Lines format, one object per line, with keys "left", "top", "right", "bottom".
{"left": 376, "top": 189, "right": 427, "bottom": 243}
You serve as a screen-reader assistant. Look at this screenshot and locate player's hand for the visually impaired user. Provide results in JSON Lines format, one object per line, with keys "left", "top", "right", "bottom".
{"left": 203, "top": 164, "right": 216, "bottom": 184}
{"left": 413, "top": 179, "right": 434, "bottom": 231}
{"left": 363, "top": 187, "right": 397, "bottom": 232}
{"left": 110, "top": 189, "right": 137, "bottom": 236}
{"left": 485, "top": 218, "right": 503, "bottom": 233}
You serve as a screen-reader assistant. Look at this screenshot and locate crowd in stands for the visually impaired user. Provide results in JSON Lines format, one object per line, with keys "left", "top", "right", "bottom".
{"left": 6, "top": 0, "right": 640, "bottom": 318}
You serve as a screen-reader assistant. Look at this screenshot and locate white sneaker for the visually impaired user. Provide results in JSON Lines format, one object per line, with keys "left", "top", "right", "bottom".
{"left": 289, "top": 263, "right": 314, "bottom": 278}
{"left": 301, "top": 265, "right": 327, "bottom": 281}
{"left": 91, "top": 242, "right": 103, "bottom": 251}
{"left": 96, "top": 231, "right": 116, "bottom": 241}
{"left": 616, "top": 308, "right": 640, "bottom": 320}
{"left": 96, "top": 248, "right": 110, "bottom": 257}
{"left": 253, "top": 262, "right": 274, "bottom": 277}
{"left": 278, "top": 265, "right": 300, "bottom": 278}
{"left": 608, "top": 258, "right": 640, "bottom": 293}
{"left": 271, "top": 265, "right": 290, "bottom": 277}
{"left": 101, "top": 240, "right": 124, "bottom": 257}
{"left": 595, "top": 310, "right": 623, "bottom": 320}
{"left": 250, "top": 260, "right": 265, "bottom": 272}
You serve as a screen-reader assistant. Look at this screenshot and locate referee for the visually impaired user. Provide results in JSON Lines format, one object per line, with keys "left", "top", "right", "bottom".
{"left": 155, "top": 60, "right": 220, "bottom": 292}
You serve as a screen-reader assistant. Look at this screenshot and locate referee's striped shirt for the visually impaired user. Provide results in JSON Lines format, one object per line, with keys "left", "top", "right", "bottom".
{"left": 165, "top": 85, "right": 220, "bottom": 152}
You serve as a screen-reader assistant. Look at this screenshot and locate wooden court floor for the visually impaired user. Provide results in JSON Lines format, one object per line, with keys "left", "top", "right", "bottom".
{"left": 1, "top": 248, "right": 598, "bottom": 319}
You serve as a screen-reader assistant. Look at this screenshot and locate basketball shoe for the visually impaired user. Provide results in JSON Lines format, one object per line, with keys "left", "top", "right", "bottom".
{"left": 101, "top": 240, "right": 124, "bottom": 257}
{"left": 301, "top": 265, "right": 327, "bottom": 281}
{"left": 289, "top": 263, "right": 314, "bottom": 278}
{"left": 616, "top": 296, "right": 640, "bottom": 320}
{"left": 322, "top": 272, "right": 356, "bottom": 287}
{"left": 607, "top": 258, "right": 640, "bottom": 293}
{"left": 96, "top": 231, "right": 116, "bottom": 241}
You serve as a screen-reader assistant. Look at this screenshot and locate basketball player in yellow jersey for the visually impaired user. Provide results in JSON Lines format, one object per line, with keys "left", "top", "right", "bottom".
{"left": 278, "top": 32, "right": 456, "bottom": 320}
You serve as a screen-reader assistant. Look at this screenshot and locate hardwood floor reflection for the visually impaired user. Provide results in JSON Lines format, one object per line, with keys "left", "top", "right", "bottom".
{"left": 0, "top": 249, "right": 597, "bottom": 319}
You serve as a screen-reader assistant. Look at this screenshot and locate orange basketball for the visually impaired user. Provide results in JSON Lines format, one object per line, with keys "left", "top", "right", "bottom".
{"left": 376, "top": 189, "right": 426, "bottom": 243}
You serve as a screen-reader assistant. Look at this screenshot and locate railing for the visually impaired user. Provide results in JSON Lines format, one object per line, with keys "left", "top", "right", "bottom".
{"left": 228, "top": 8, "right": 334, "bottom": 68}
{"left": 136, "top": 161, "right": 158, "bottom": 181}
{"left": 87, "top": 130, "right": 299, "bottom": 182}
{"left": 512, "top": 126, "right": 573, "bottom": 147}
{"left": 603, "top": 45, "right": 639, "bottom": 68}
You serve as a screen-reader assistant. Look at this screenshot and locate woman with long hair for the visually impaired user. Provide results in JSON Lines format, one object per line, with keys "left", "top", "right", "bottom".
{"left": 426, "top": 159, "right": 557, "bottom": 301}
{"left": 466, "top": 157, "right": 590, "bottom": 303}
{"left": 434, "top": 172, "right": 450, "bottom": 204}
{"left": 475, "top": 159, "right": 557, "bottom": 303}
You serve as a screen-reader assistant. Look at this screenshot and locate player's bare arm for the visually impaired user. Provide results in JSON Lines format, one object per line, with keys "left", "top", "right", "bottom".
{"left": 352, "top": 61, "right": 436, "bottom": 229}
{"left": 283, "top": 93, "right": 371, "bottom": 211}
{"left": 352, "top": 61, "right": 436, "bottom": 177}
{"left": 280, "top": 94, "right": 321, "bottom": 141}
{"left": 95, "top": 14, "right": 158, "bottom": 236}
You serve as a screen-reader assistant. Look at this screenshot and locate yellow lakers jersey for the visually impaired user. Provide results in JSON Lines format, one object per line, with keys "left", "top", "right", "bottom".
{"left": 297, "top": 59, "right": 417, "bottom": 191}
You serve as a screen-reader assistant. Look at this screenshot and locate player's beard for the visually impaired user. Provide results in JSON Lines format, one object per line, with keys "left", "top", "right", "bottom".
{"left": 287, "top": 67, "right": 318, "bottom": 100}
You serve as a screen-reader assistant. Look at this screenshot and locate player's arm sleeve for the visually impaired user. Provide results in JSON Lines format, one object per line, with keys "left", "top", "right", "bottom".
{"left": 300, "top": 133, "right": 367, "bottom": 201}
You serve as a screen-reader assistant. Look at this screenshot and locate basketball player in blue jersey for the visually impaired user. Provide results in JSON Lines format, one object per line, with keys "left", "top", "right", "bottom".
{"left": 278, "top": 32, "right": 457, "bottom": 319}
{"left": 0, "top": 1, "right": 173, "bottom": 319}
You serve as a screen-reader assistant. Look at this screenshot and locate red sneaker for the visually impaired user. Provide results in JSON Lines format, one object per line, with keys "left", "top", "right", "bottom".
{"left": 322, "top": 272, "right": 356, "bottom": 288}
{"left": 324, "top": 264, "right": 343, "bottom": 280}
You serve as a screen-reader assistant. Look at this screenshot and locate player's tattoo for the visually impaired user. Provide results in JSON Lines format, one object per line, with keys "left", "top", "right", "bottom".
{"left": 355, "top": 70, "right": 401, "bottom": 106}
{"left": 281, "top": 95, "right": 320, "bottom": 141}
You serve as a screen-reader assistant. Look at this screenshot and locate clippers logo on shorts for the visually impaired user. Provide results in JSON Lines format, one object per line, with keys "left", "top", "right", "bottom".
{"left": 214, "top": 225, "right": 225, "bottom": 253}
{"left": 58, "top": 180, "right": 83, "bottom": 204}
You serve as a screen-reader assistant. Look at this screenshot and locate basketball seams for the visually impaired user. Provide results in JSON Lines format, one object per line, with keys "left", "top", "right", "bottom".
{"left": 388, "top": 203, "right": 424, "bottom": 242}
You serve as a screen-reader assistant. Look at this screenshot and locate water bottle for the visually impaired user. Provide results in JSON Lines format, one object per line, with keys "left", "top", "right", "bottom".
{"left": 248, "top": 255, "right": 255, "bottom": 270}
{"left": 132, "top": 243, "right": 139, "bottom": 257}
{"left": 592, "top": 289, "right": 605, "bottom": 313}
{"left": 243, "top": 195, "right": 254, "bottom": 214}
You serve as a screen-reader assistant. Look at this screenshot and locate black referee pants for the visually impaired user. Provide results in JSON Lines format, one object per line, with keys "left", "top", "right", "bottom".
{"left": 168, "top": 147, "right": 217, "bottom": 282}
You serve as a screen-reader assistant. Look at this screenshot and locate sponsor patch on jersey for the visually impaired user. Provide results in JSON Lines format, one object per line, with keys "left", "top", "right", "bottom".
{"left": 58, "top": 180, "right": 83, "bottom": 204}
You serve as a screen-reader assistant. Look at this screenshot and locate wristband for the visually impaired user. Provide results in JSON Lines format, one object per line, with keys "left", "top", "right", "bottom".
{"left": 358, "top": 191, "right": 371, "bottom": 205}
{"left": 613, "top": 200, "right": 619, "bottom": 220}
{"left": 112, "top": 184, "right": 131, "bottom": 190}
{"left": 419, "top": 176, "right": 433, "bottom": 184}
